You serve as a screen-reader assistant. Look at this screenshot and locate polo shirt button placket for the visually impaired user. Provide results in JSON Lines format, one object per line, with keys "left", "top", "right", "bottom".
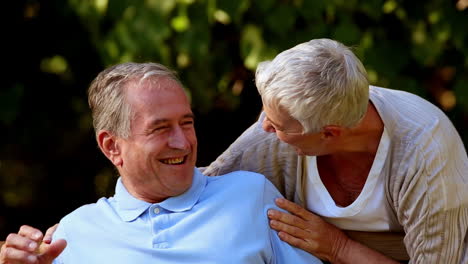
{"left": 151, "top": 206, "right": 162, "bottom": 233}
{"left": 151, "top": 206, "right": 168, "bottom": 248}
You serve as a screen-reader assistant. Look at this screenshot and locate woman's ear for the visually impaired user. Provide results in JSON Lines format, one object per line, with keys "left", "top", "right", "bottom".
{"left": 321, "top": 125, "right": 342, "bottom": 139}
{"left": 97, "top": 130, "right": 123, "bottom": 166}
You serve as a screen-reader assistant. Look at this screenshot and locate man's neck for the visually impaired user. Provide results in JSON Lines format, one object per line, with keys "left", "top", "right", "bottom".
{"left": 120, "top": 176, "right": 170, "bottom": 203}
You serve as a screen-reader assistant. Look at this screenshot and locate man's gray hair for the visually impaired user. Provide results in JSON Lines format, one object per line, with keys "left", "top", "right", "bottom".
{"left": 88, "top": 62, "right": 181, "bottom": 138}
{"left": 256, "top": 38, "right": 369, "bottom": 133}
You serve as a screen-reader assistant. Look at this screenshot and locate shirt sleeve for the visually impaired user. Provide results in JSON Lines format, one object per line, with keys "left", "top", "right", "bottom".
{"left": 51, "top": 221, "right": 68, "bottom": 264}
{"left": 393, "top": 122, "right": 468, "bottom": 263}
{"left": 262, "top": 177, "right": 323, "bottom": 264}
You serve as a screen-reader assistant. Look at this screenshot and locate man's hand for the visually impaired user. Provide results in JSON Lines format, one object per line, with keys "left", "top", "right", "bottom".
{"left": 267, "top": 198, "right": 348, "bottom": 262}
{"left": 0, "top": 225, "right": 66, "bottom": 264}
{"left": 42, "top": 225, "right": 59, "bottom": 245}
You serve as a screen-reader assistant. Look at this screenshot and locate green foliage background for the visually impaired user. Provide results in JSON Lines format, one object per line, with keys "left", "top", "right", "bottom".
{"left": 1, "top": 0, "right": 467, "bottom": 237}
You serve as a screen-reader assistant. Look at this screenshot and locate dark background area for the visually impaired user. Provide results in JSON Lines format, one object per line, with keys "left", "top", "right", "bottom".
{"left": 1, "top": 0, "right": 467, "bottom": 238}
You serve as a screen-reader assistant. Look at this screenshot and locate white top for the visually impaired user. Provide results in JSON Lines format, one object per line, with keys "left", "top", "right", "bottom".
{"left": 304, "top": 128, "right": 393, "bottom": 231}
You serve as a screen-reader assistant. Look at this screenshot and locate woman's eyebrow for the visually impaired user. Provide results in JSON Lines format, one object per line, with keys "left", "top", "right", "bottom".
{"left": 266, "top": 117, "right": 285, "bottom": 130}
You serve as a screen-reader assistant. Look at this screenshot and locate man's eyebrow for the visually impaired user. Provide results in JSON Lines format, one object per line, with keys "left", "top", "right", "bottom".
{"left": 149, "top": 119, "right": 169, "bottom": 127}
{"left": 184, "top": 113, "right": 195, "bottom": 120}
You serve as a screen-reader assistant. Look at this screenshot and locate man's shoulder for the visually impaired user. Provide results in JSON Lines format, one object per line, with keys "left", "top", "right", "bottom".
{"left": 60, "top": 197, "right": 116, "bottom": 225}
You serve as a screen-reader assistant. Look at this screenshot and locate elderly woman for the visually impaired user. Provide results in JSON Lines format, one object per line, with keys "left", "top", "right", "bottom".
{"left": 204, "top": 39, "right": 468, "bottom": 263}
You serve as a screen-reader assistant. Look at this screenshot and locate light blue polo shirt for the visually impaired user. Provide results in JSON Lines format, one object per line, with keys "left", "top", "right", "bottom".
{"left": 53, "top": 169, "right": 322, "bottom": 264}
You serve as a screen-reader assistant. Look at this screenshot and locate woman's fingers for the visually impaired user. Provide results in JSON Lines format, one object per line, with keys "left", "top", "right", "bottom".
{"left": 267, "top": 198, "right": 350, "bottom": 262}
{"left": 275, "top": 198, "right": 317, "bottom": 221}
{"left": 267, "top": 209, "right": 309, "bottom": 230}
{"left": 269, "top": 219, "right": 312, "bottom": 240}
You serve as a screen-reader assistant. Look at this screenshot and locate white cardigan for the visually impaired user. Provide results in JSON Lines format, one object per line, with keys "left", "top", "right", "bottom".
{"left": 204, "top": 86, "right": 468, "bottom": 263}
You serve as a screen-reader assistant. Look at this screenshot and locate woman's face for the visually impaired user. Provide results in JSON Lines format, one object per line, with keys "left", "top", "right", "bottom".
{"left": 262, "top": 105, "right": 330, "bottom": 156}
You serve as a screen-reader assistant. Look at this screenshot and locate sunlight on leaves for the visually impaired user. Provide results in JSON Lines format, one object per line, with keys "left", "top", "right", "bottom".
{"left": 172, "top": 15, "right": 190, "bottom": 32}
{"left": 104, "top": 40, "right": 120, "bottom": 60}
{"left": 214, "top": 9, "right": 231, "bottom": 24}
{"left": 178, "top": 0, "right": 195, "bottom": 4}
{"left": 94, "top": 0, "right": 108, "bottom": 14}
{"left": 119, "top": 52, "right": 133, "bottom": 63}
{"left": 40, "top": 55, "right": 68, "bottom": 75}
{"left": 367, "top": 69, "right": 379, "bottom": 84}
{"left": 123, "top": 6, "right": 136, "bottom": 20}
{"left": 382, "top": 0, "right": 397, "bottom": 14}
{"left": 436, "top": 28, "right": 450, "bottom": 43}
{"left": 177, "top": 52, "right": 191, "bottom": 68}
{"left": 217, "top": 0, "right": 250, "bottom": 24}
{"left": 395, "top": 8, "right": 407, "bottom": 20}
{"left": 241, "top": 25, "right": 265, "bottom": 70}
{"left": 412, "top": 22, "right": 426, "bottom": 44}
{"left": 361, "top": 32, "right": 373, "bottom": 49}
{"left": 428, "top": 11, "right": 440, "bottom": 24}
{"left": 146, "top": 0, "right": 176, "bottom": 15}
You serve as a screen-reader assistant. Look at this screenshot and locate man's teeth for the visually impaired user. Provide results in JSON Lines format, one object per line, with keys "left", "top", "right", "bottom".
{"left": 161, "top": 157, "right": 184, "bottom": 165}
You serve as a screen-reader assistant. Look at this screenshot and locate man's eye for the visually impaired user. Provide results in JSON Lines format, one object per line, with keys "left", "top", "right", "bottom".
{"left": 182, "top": 120, "right": 194, "bottom": 126}
{"left": 153, "top": 126, "right": 169, "bottom": 132}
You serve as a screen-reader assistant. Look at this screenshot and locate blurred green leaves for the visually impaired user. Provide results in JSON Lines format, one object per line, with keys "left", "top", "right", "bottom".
{"left": 0, "top": 84, "right": 24, "bottom": 126}
{"left": 62, "top": 0, "right": 468, "bottom": 117}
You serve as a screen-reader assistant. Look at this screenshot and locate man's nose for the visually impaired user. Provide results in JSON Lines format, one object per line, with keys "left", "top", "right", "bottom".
{"left": 262, "top": 119, "right": 276, "bottom": 133}
{"left": 168, "top": 126, "right": 190, "bottom": 149}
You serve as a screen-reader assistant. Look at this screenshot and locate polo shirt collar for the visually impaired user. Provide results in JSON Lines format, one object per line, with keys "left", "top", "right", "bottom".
{"left": 158, "top": 169, "right": 206, "bottom": 212}
{"left": 114, "top": 168, "right": 206, "bottom": 222}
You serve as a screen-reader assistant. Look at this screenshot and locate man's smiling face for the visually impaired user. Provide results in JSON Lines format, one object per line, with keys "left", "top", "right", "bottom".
{"left": 115, "top": 76, "right": 197, "bottom": 203}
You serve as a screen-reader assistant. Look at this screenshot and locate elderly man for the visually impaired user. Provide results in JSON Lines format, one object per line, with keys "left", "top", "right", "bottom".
{"left": 0, "top": 62, "right": 322, "bottom": 264}
{"left": 205, "top": 39, "right": 468, "bottom": 263}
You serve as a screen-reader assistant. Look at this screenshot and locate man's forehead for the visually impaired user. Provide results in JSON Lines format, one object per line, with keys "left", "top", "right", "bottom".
{"left": 148, "top": 113, "right": 195, "bottom": 124}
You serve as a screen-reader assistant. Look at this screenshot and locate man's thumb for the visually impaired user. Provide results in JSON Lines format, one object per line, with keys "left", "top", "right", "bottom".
{"left": 40, "top": 239, "right": 67, "bottom": 263}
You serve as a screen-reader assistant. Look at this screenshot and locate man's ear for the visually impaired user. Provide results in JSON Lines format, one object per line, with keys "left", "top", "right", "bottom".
{"left": 97, "top": 130, "right": 123, "bottom": 166}
{"left": 321, "top": 125, "right": 342, "bottom": 139}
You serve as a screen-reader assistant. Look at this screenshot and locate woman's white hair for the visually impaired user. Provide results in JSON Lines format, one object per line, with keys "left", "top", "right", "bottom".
{"left": 88, "top": 62, "right": 182, "bottom": 139}
{"left": 256, "top": 38, "right": 369, "bottom": 133}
